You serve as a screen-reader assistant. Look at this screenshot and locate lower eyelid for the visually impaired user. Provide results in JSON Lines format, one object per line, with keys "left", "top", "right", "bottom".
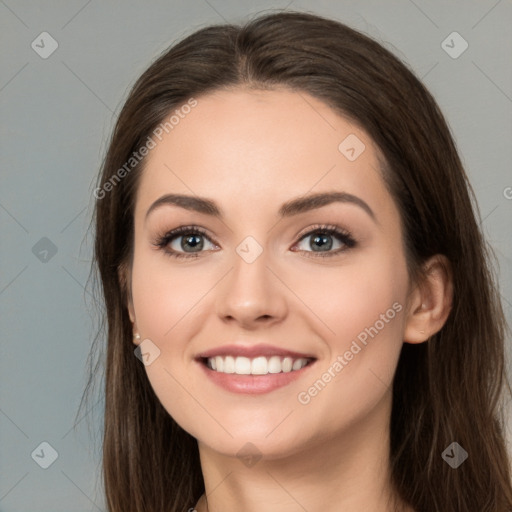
{"left": 156, "top": 226, "right": 355, "bottom": 258}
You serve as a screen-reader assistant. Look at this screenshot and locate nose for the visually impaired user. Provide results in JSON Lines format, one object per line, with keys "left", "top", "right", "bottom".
{"left": 215, "top": 249, "right": 288, "bottom": 330}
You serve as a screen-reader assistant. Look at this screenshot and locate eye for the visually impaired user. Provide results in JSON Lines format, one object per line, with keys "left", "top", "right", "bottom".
{"left": 153, "top": 223, "right": 356, "bottom": 260}
{"left": 153, "top": 225, "right": 218, "bottom": 259}
{"left": 292, "top": 224, "right": 356, "bottom": 258}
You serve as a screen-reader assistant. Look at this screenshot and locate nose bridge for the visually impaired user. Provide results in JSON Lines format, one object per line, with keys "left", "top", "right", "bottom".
{"left": 215, "top": 237, "right": 287, "bottom": 325}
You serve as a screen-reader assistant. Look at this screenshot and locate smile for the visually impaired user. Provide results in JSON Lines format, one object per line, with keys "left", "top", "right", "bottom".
{"left": 205, "top": 355, "right": 313, "bottom": 375}
{"left": 195, "top": 343, "right": 318, "bottom": 394}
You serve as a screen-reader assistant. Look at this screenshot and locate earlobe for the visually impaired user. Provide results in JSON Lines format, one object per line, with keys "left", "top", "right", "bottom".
{"left": 403, "top": 255, "right": 453, "bottom": 344}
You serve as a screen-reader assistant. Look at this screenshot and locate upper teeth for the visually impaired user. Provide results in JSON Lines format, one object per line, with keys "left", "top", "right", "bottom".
{"left": 207, "top": 356, "right": 310, "bottom": 375}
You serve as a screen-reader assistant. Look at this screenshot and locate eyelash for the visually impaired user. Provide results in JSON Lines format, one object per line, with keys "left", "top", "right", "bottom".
{"left": 152, "top": 224, "right": 357, "bottom": 260}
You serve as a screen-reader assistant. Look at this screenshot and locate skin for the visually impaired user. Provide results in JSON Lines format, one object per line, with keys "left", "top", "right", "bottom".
{"left": 124, "top": 88, "right": 453, "bottom": 512}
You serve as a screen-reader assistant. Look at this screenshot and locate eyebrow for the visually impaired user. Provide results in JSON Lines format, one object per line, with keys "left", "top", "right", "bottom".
{"left": 145, "top": 191, "right": 376, "bottom": 223}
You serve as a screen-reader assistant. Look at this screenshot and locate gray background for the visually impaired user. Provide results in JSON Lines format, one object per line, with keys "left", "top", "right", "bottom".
{"left": 1, "top": 1, "right": 511, "bottom": 510}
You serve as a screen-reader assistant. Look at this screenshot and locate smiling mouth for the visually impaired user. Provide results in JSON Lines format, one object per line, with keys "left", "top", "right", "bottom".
{"left": 200, "top": 355, "right": 316, "bottom": 375}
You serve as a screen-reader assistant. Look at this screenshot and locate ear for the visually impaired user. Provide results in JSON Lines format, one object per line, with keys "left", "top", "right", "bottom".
{"left": 403, "top": 254, "right": 453, "bottom": 344}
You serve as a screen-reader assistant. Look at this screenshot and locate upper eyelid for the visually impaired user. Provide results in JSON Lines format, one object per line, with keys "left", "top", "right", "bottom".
{"left": 158, "top": 224, "right": 354, "bottom": 250}
{"left": 295, "top": 223, "right": 350, "bottom": 239}
{"left": 160, "top": 224, "right": 349, "bottom": 239}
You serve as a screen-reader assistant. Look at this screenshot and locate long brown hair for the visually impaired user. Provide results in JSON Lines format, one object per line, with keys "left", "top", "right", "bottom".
{"left": 82, "top": 10, "right": 512, "bottom": 511}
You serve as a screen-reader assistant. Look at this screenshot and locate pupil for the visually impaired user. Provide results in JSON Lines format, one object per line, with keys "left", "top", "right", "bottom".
{"left": 312, "top": 233, "right": 332, "bottom": 251}
{"left": 183, "top": 234, "right": 203, "bottom": 252}
{"left": 180, "top": 233, "right": 334, "bottom": 253}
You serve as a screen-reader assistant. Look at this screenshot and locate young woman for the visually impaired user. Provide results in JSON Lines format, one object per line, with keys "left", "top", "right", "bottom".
{"left": 86, "top": 10, "right": 512, "bottom": 512}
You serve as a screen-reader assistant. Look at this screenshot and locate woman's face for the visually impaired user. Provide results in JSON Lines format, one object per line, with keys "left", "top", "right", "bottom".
{"left": 127, "top": 88, "right": 411, "bottom": 459}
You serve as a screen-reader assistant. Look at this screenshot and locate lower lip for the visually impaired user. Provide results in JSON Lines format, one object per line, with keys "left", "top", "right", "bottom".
{"left": 196, "top": 359, "right": 316, "bottom": 394}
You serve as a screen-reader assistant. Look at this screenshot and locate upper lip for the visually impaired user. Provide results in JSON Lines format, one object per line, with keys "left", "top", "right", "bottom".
{"left": 196, "top": 343, "right": 317, "bottom": 360}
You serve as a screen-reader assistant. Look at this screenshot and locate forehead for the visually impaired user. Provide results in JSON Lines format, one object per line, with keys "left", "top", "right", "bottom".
{"left": 135, "top": 88, "right": 394, "bottom": 223}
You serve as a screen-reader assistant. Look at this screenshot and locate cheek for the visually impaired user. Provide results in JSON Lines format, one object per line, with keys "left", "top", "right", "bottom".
{"left": 130, "top": 249, "right": 214, "bottom": 342}
{"left": 328, "top": 271, "right": 404, "bottom": 349}
{"left": 291, "top": 259, "right": 407, "bottom": 428}
{"left": 129, "top": 252, "right": 216, "bottom": 435}
{"left": 329, "top": 256, "right": 407, "bottom": 388}
{"left": 294, "top": 252, "right": 407, "bottom": 408}
{"left": 293, "top": 249, "right": 408, "bottom": 355}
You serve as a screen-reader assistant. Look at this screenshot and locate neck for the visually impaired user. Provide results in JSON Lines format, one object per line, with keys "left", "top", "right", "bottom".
{"left": 195, "top": 390, "right": 410, "bottom": 512}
